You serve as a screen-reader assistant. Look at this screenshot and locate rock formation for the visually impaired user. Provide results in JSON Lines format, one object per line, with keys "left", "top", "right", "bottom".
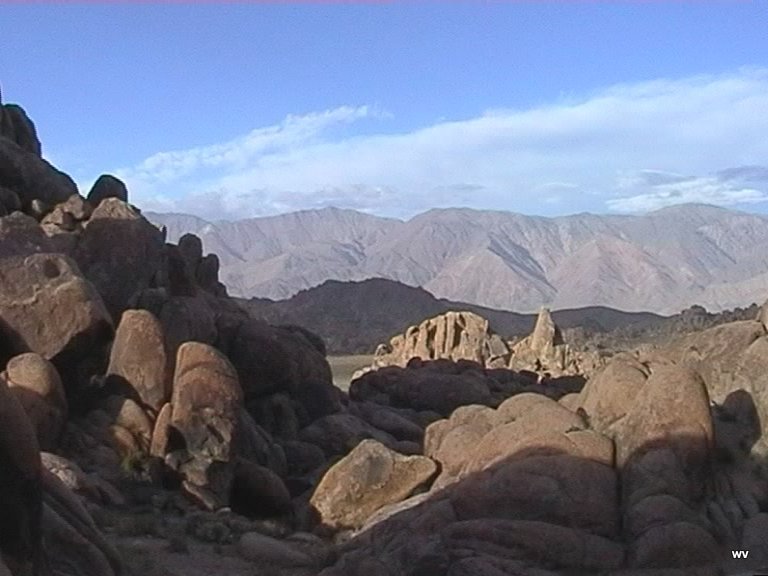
{"left": 371, "top": 310, "right": 511, "bottom": 369}
{"left": 2, "top": 94, "right": 768, "bottom": 576}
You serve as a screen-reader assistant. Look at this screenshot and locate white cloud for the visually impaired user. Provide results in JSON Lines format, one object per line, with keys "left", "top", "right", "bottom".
{"left": 607, "top": 174, "right": 768, "bottom": 212}
{"left": 107, "top": 67, "right": 768, "bottom": 219}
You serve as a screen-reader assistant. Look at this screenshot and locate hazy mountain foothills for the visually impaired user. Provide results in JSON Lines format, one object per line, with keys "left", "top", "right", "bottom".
{"left": 148, "top": 203, "right": 768, "bottom": 315}
{"left": 238, "top": 277, "right": 668, "bottom": 354}
{"left": 238, "top": 277, "right": 764, "bottom": 355}
{"left": 5, "top": 94, "right": 768, "bottom": 576}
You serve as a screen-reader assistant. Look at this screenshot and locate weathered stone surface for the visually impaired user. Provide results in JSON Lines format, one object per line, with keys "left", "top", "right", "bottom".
{"left": 75, "top": 198, "right": 164, "bottom": 320}
{"left": 40, "top": 452, "right": 124, "bottom": 507}
{"left": 350, "top": 366, "right": 492, "bottom": 417}
{"left": 103, "top": 395, "right": 153, "bottom": 454}
{"left": 577, "top": 354, "right": 651, "bottom": 436}
{"left": 106, "top": 309, "right": 171, "bottom": 412}
{"left": 86, "top": 174, "right": 128, "bottom": 207}
{"left": 615, "top": 363, "right": 713, "bottom": 479}
{"left": 0, "top": 253, "right": 112, "bottom": 362}
{"left": 298, "top": 413, "right": 397, "bottom": 457}
{"left": 1, "top": 103, "right": 41, "bottom": 156}
{"left": 450, "top": 454, "right": 620, "bottom": 537}
{"left": 227, "top": 320, "right": 334, "bottom": 405}
{"left": 311, "top": 439, "right": 437, "bottom": 530}
{"left": 444, "top": 519, "right": 625, "bottom": 572}
{"left": 741, "top": 513, "right": 768, "bottom": 564}
{"left": 0, "top": 138, "right": 76, "bottom": 210}
{"left": 236, "top": 408, "right": 288, "bottom": 477}
{"left": 0, "top": 211, "right": 52, "bottom": 258}
{"left": 372, "top": 310, "right": 510, "bottom": 369}
{"left": 0, "top": 374, "right": 42, "bottom": 576}
{"left": 230, "top": 458, "right": 292, "bottom": 518}
{"left": 168, "top": 342, "right": 243, "bottom": 509}
{"left": 669, "top": 320, "right": 765, "bottom": 403}
{"left": 348, "top": 401, "right": 424, "bottom": 443}
{"left": 41, "top": 468, "right": 122, "bottom": 576}
{"left": 4, "top": 353, "right": 68, "bottom": 451}
{"left": 149, "top": 402, "right": 172, "bottom": 458}
{"left": 238, "top": 532, "right": 315, "bottom": 566}
{"left": 0, "top": 185, "right": 21, "bottom": 215}
{"left": 628, "top": 522, "right": 719, "bottom": 569}
{"left": 732, "top": 335, "right": 768, "bottom": 455}
{"left": 158, "top": 295, "right": 218, "bottom": 362}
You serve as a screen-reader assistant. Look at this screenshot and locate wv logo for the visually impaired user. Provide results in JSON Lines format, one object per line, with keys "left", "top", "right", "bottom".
{"left": 731, "top": 549, "right": 749, "bottom": 559}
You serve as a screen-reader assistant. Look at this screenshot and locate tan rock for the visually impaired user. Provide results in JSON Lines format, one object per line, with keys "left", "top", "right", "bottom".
{"left": 373, "top": 310, "right": 510, "bottom": 369}
{"left": 614, "top": 363, "right": 713, "bottom": 473}
{"left": 578, "top": 354, "right": 651, "bottom": 436}
{"left": 310, "top": 439, "right": 437, "bottom": 530}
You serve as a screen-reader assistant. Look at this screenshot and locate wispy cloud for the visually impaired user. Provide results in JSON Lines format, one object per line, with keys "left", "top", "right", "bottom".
{"left": 100, "top": 67, "right": 768, "bottom": 219}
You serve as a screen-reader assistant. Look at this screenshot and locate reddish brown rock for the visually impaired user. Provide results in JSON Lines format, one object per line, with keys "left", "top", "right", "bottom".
{"left": 106, "top": 309, "right": 172, "bottom": 412}
{"left": 0, "top": 253, "right": 112, "bottom": 366}
{"left": 4, "top": 353, "right": 68, "bottom": 451}
{"left": 75, "top": 197, "right": 164, "bottom": 321}
{"left": 0, "top": 374, "right": 42, "bottom": 576}
{"left": 168, "top": 342, "right": 243, "bottom": 509}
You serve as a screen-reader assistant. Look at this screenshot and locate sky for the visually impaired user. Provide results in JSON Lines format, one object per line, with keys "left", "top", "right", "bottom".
{"left": 2, "top": 2, "right": 768, "bottom": 221}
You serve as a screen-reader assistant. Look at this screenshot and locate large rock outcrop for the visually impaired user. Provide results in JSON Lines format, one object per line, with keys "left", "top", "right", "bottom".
{"left": 372, "top": 311, "right": 511, "bottom": 369}
{"left": 166, "top": 341, "right": 243, "bottom": 510}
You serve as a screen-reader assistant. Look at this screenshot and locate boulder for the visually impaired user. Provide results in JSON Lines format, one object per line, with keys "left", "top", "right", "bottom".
{"left": 238, "top": 532, "right": 316, "bottom": 567}
{"left": 40, "top": 468, "right": 122, "bottom": 576}
{"left": 310, "top": 440, "right": 437, "bottom": 530}
{"left": 732, "top": 335, "right": 768, "bottom": 455}
{"left": 443, "top": 519, "right": 625, "bottom": 572}
{"left": 86, "top": 174, "right": 128, "bottom": 207}
{"left": 0, "top": 211, "right": 52, "bottom": 259}
{"left": 0, "top": 253, "right": 112, "bottom": 381}
{"left": 227, "top": 320, "right": 333, "bottom": 404}
{"left": 577, "top": 353, "right": 650, "bottom": 436}
{"left": 0, "top": 103, "right": 41, "bottom": 156}
{"left": 4, "top": 353, "right": 68, "bottom": 451}
{"left": 669, "top": 320, "right": 765, "bottom": 403}
{"left": 105, "top": 309, "right": 171, "bottom": 412}
{"left": 298, "top": 413, "right": 398, "bottom": 457}
{"left": 230, "top": 458, "right": 292, "bottom": 518}
{"left": 167, "top": 342, "right": 243, "bottom": 509}
{"left": 350, "top": 367, "right": 492, "bottom": 417}
{"left": 0, "top": 137, "right": 76, "bottom": 211}
{"left": 615, "top": 363, "right": 714, "bottom": 487}
{"left": 75, "top": 198, "right": 164, "bottom": 321}
{"left": 0, "top": 374, "right": 42, "bottom": 576}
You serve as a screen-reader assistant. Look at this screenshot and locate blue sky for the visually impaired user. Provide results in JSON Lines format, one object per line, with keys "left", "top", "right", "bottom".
{"left": 2, "top": 2, "right": 767, "bottom": 220}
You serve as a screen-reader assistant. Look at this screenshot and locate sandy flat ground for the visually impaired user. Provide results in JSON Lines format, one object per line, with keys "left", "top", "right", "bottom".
{"left": 327, "top": 355, "right": 374, "bottom": 391}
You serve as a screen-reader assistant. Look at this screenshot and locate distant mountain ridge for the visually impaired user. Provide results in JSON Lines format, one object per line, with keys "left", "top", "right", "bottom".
{"left": 147, "top": 203, "right": 768, "bottom": 314}
{"left": 236, "top": 277, "right": 665, "bottom": 355}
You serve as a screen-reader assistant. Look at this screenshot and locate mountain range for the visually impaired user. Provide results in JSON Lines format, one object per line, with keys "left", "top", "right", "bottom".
{"left": 146, "top": 203, "right": 768, "bottom": 314}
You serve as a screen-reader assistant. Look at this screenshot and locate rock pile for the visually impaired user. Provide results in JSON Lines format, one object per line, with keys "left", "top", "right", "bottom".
{"left": 365, "top": 307, "right": 605, "bottom": 382}
{"left": 371, "top": 310, "right": 511, "bottom": 369}
{"left": 2, "top": 94, "right": 768, "bottom": 576}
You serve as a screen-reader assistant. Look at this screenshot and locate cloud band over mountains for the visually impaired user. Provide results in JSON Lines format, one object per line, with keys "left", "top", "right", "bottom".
{"left": 99, "top": 67, "right": 768, "bottom": 220}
